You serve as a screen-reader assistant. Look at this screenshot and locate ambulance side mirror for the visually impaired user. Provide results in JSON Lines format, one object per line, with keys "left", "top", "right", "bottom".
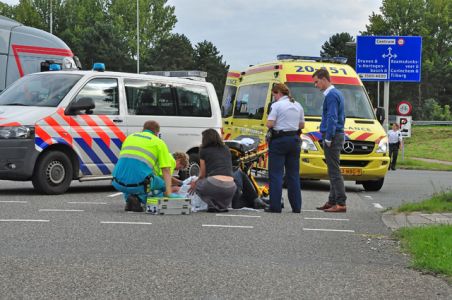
{"left": 66, "top": 97, "right": 95, "bottom": 115}
{"left": 376, "top": 107, "right": 385, "bottom": 125}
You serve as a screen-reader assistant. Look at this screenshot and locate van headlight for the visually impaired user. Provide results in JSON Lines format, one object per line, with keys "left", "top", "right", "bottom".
{"left": 376, "top": 137, "right": 388, "bottom": 153}
{"left": 0, "top": 126, "right": 34, "bottom": 139}
{"left": 301, "top": 134, "right": 318, "bottom": 151}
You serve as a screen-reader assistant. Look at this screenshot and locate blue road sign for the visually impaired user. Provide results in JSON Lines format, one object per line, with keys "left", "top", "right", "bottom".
{"left": 356, "top": 36, "right": 422, "bottom": 82}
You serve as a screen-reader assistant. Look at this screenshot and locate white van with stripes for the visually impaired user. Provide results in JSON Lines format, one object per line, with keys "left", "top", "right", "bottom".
{"left": 0, "top": 68, "right": 221, "bottom": 194}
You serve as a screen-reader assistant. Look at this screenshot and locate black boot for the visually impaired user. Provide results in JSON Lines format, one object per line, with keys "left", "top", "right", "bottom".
{"left": 127, "top": 195, "right": 143, "bottom": 212}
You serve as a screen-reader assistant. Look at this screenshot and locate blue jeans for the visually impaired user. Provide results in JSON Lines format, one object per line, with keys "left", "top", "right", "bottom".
{"left": 268, "top": 135, "right": 302, "bottom": 211}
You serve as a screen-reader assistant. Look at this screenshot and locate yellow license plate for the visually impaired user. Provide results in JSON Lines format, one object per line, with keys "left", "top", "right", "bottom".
{"left": 341, "top": 168, "right": 362, "bottom": 176}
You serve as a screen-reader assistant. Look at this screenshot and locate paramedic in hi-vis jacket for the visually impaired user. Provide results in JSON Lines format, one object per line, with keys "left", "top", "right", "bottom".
{"left": 112, "top": 120, "right": 175, "bottom": 212}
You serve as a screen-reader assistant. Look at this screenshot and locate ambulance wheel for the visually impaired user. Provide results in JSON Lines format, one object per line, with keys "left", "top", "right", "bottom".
{"left": 32, "top": 151, "right": 73, "bottom": 195}
{"left": 362, "top": 178, "right": 384, "bottom": 191}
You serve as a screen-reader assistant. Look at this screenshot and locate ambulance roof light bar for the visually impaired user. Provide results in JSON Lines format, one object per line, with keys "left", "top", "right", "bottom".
{"left": 277, "top": 54, "right": 348, "bottom": 64}
{"left": 141, "top": 70, "right": 207, "bottom": 81}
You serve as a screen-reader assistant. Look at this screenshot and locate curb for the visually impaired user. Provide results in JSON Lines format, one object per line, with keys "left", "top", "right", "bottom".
{"left": 382, "top": 211, "right": 452, "bottom": 230}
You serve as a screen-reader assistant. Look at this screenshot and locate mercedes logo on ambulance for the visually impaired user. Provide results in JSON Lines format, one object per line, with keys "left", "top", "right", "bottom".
{"left": 343, "top": 141, "right": 355, "bottom": 154}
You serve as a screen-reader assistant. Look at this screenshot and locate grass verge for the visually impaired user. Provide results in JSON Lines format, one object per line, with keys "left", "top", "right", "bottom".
{"left": 395, "top": 225, "right": 452, "bottom": 278}
{"left": 396, "top": 191, "right": 452, "bottom": 213}
{"left": 397, "top": 125, "right": 452, "bottom": 171}
{"left": 398, "top": 158, "right": 452, "bottom": 171}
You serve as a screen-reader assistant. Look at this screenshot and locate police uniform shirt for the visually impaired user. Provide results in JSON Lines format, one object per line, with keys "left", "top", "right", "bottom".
{"left": 267, "top": 95, "right": 304, "bottom": 131}
{"left": 388, "top": 129, "right": 402, "bottom": 144}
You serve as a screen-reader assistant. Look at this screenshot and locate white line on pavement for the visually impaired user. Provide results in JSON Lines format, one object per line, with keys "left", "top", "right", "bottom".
{"left": 202, "top": 224, "right": 254, "bottom": 229}
{"left": 67, "top": 202, "right": 107, "bottom": 205}
{"left": 304, "top": 217, "right": 349, "bottom": 221}
{"left": 372, "top": 203, "right": 384, "bottom": 209}
{"left": 100, "top": 221, "right": 152, "bottom": 225}
{"left": 0, "top": 201, "right": 28, "bottom": 203}
{"left": 0, "top": 219, "right": 49, "bottom": 222}
{"left": 108, "top": 192, "right": 123, "bottom": 198}
{"left": 215, "top": 214, "right": 261, "bottom": 218}
{"left": 365, "top": 195, "right": 373, "bottom": 199}
{"left": 39, "top": 209, "right": 84, "bottom": 212}
{"left": 303, "top": 228, "right": 355, "bottom": 233}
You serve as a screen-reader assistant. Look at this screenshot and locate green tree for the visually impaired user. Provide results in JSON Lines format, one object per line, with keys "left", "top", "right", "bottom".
{"left": 144, "top": 33, "right": 194, "bottom": 71}
{"left": 0, "top": 2, "right": 15, "bottom": 18}
{"left": 109, "top": 0, "right": 177, "bottom": 72}
{"left": 193, "top": 40, "right": 229, "bottom": 101}
{"left": 320, "top": 32, "right": 356, "bottom": 68}
{"left": 362, "top": 0, "right": 452, "bottom": 119}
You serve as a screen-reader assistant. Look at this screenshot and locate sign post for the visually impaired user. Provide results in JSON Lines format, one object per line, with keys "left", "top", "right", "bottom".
{"left": 356, "top": 36, "right": 422, "bottom": 131}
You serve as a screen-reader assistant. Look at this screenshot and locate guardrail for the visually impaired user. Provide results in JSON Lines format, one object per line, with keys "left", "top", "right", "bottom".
{"left": 412, "top": 121, "right": 452, "bottom": 126}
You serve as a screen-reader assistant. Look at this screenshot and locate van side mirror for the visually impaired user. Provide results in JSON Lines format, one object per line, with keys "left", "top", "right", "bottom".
{"left": 376, "top": 107, "right": 385, "bottom": 124}
{"left": 65, "top": 97, "right": 95, "bottom": 115}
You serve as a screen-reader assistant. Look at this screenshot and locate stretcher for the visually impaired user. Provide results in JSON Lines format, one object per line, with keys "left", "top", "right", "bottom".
{"left": 224, "top": 138, "right": 269, "bottom": 198}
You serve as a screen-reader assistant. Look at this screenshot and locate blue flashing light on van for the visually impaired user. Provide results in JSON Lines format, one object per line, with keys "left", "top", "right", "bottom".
{"left": 92, "top": 63, "right": 105, "bottom": 72}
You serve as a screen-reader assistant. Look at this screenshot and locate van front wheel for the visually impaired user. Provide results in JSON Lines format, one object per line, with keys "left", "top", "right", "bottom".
{"left": 32, "top": 151, "right": 73, "bottom": 195}
{"left": 362, "top": 178, "right": 384, "bottom": 191}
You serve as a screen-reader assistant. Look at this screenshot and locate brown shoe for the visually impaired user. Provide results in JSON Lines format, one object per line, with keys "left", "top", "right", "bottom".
{"left": 316, "top": 202, "right": 334, "bottom": 210}
{"left": 324, "top": 204, "right": 346, "bottom": 213}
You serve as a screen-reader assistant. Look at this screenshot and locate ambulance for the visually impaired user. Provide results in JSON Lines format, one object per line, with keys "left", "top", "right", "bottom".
{"left": 222, "top": 55, "right": 390, "bottom": 191}
{"left": 0, "top": 67, "right": 221, "bottom": 194}
{"left": 0, "top": 16, "right": 80, "bottom": 92}
{"left": 221, "top": 70, "right": 240, "bottom": 139}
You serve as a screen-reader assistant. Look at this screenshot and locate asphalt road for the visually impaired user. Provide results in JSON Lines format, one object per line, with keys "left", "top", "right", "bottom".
{"left": 0, "top": 170, "right": 451, "bottom": 299}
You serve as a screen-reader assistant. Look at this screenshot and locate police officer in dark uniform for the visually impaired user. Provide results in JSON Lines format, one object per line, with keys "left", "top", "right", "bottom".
{"left": 265, "top": 83, "right": 305, "bottom": 213}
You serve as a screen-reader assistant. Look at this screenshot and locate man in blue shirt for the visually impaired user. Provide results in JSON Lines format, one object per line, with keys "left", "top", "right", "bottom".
{"left": 312, "top": 69, "right": 347, "bottom": 213}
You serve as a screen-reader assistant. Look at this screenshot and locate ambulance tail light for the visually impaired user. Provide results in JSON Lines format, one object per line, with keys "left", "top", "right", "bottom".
{"left": 301, "top": 134, "right": 318, "bottom": 151}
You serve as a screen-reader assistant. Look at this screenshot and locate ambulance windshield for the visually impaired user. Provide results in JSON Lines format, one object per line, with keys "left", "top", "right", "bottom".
{"left": 287, "top": 83, "right": 375, "bottom": 120}
{"left": 0, "top": 73, "right": 82, "bottom": 107}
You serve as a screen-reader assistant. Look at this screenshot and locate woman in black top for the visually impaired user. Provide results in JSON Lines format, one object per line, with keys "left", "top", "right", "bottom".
{"left": 189, "top": 129, "right": 236, "bottom": 212}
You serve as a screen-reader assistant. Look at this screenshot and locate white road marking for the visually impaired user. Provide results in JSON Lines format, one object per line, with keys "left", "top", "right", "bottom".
{"left": 67, "top": 202, "right": 107, "bottom": 205}
{"left": 303, "top": 228, "right": 355, "bottom": 233}
{"left": 364, "top": 195, "right": 373, "bottom": 199}
{"left": 0, "top": 219, "right": 49, "bottom": 222}
{"left": 39, "top": 209, "right": 84, "bottom": 212}
{"left": 0, "top": 201, "right": 28, "bottom": 203}
{"left": 373, "top": 203, "right": 384, "bottom": 209}
{"left": 304, "top": 217, "right": 349, "bottom": 221}
{"left": 215, "top": 214, "right": 261, "bottom": 218}
{"left": 202, "top": 224, "right": 254, "bottom": 229}
{"left": 108, "top": 192, "right": 123, "bottom": 198}
{"left": 100, "top": 221, "right": 152, "bottom": 225}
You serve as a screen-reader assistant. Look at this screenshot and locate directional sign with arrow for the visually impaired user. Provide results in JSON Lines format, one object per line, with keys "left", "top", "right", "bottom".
{"left": 356, "top": 36, "right": 422, "bottom": 82}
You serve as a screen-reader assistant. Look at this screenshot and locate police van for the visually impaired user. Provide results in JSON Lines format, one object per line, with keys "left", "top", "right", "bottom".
{"left": 222, "top": 55, "right": 390, "bottom": 191}
{"left": 0, "top": 67, "right": 221, "bottom": 194}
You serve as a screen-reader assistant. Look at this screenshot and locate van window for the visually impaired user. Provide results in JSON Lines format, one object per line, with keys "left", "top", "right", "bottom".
{"left": 124, "top": 79, "right": 175, "bottom": 116}
{"left": 221, "top": 85, "right": 237, "bottom": 117}
{"left": 287, "top": 83, "right": 374, "bottom": 119}
{"left": 0, "top": 74, "right": 81, "bottom": 107}
{"left": 74, "top": 78, "right": 119, "bottom": 115}
{"left": 234, "top": 83, "right": 268, "bottom": 119}
{"left": 175, "top": 85, "right": 211, "bottom": 117}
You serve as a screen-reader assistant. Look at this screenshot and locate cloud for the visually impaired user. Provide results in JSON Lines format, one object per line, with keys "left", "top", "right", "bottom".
{"left": 168, "top": 0, "right": 382, "bottom": 70}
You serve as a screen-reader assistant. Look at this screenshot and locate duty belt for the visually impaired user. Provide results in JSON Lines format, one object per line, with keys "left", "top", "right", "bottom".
{"left": 113, "top": 175, "right": 151, "bottom": 188}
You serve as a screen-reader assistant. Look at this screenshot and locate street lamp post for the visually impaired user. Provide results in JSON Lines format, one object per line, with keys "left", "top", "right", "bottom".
{"left": 137, "top": 0, "right": 140, "bottom": 74}
{"left": 50, "top": 0, "right": 53, "bottom": 34}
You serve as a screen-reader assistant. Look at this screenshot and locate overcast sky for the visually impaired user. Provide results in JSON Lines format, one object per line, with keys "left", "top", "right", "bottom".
{"left": 3, "top": 0, "right": 382, "bottom": 70}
